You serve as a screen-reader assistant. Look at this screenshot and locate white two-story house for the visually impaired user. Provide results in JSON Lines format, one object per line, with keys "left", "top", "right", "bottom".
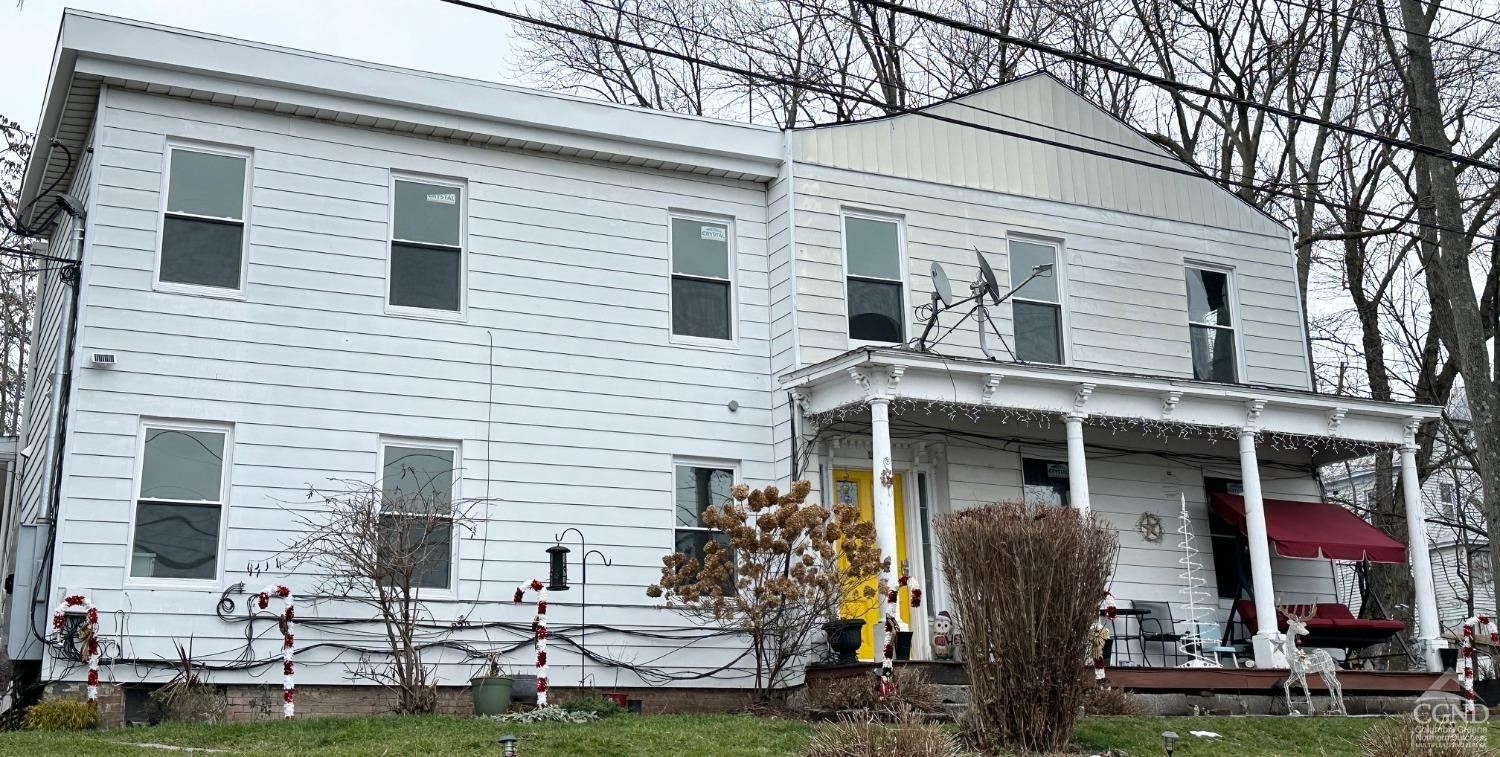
{"left": 2, "top": 11, "right": 1447, "bottom": 716}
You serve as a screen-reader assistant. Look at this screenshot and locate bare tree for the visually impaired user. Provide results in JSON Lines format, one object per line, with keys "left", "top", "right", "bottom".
{"left": 0, "top": 115, "right": 37, "bottom": 436}
{"left": 280, "top": 474, "right": 486, "bottom": 713}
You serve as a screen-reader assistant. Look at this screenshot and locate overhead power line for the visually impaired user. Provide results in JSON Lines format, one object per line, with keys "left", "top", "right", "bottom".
{"left": 855, "top": 0, "right": 1500, "bottom": 174}
{"left": 1267, "top": 0, "right": 1500, "bottom": 59}
{"left": 437, "top": 0, "right": 1500, "bottom": 246}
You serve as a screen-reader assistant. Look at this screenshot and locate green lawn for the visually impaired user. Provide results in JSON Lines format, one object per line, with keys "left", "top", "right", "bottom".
{"left": 0, "top": 713, "right": 1493, "bottom": 756}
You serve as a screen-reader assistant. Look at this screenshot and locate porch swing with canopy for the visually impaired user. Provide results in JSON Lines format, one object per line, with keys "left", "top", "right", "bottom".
{"left": 1210, "top": 493, "right": 1409, "bottom": 654}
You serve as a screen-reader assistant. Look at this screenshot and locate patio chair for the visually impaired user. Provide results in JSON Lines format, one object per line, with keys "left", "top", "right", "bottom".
{"left": 1180, "top": 621, "right": 1242, "bottom": 667}
{"left": 1134, "top": 601, "right": 1183, "bottom": 667}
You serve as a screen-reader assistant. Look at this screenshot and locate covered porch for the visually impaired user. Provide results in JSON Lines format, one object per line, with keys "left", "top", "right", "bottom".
{"left": 781, "top": 348, "right": 1445, "bottom": 673}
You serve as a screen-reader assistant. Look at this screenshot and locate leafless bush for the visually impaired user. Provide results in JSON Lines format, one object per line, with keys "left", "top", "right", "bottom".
{"left": 1079, "top": 685, "right": 1143, "bottom": 716}
{"left": 935, "top": 502, "right": 1116, "bottom": 754}
{"left": 1359, "top": 714, "right": 1492, "bottom": 757}
{"left": 280, "top": 474, "right": 486, "bottom": 714}
{"left": 151, "top": 640, "right": 224, "bottom": 724}
{"left": 806, "top": 704, "right": 964, "bottom": 757}
{"left": 806, "top": 667, "right": 941, "bottom": 714}
{"left": 648, "top": 480, "right": 884, "bottom": 702}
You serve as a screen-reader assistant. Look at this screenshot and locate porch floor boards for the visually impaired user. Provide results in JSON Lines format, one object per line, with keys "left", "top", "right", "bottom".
{"left": 806, "top": 661, "right": 1458, "bottom": 695}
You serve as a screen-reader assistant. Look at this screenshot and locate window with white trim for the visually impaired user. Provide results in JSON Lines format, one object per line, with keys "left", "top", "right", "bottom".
{"left": 130, "top": 424, "right": 229, "bottom": 580}
{"left": 844, "top": 214, "right": 905, "bottom": 344}
{"left": 390, "top": 179, "right": 464, "bottom": 312}
{"left": 1185, "top": 266, "right": 1238, "bottom": 383}
{"left": 379, "top": 442, "right": 459, "bottom": 590}
{"left": 159, "top": 146, "right": 249, "bottom": 291}
{"left": 670, "top": 216, "right": 734, "bottom": 340}
{"left": 674, "top": 464, "right": 734, "bottom": 561}
{"left": 1009, "top": 239, "right": 1063, "bottom": 364}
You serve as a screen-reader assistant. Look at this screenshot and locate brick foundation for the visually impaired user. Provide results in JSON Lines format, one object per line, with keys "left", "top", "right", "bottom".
{"left": 42, "top": 682, "right": 125, "bottom": 728}
{"left": 43, "top": 681, "right": 754, "bottom": 725}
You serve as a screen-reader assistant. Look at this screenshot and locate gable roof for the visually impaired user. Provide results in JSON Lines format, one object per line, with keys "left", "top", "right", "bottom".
{"left": 792, "top": 72, "right": 1288, "bottom": 238}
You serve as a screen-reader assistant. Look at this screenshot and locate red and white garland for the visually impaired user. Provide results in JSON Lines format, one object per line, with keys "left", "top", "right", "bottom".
{"left": 1460, "top": 614, "right": 1498, "bottom": 715}
{"left": 253, "top": 584, "right": 295, "bottom": 718}
{"left": 513, "top": 579, "right": 549, "bottom": 707}
{"left": 51, "top": 594, "right": 100, "bottom": 703}
{"left": 876, "top": 574, "right": 922, "bottom": 697}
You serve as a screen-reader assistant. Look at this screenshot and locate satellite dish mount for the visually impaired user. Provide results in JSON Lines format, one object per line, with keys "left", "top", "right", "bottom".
{"left": 913, "top": 248, "right": 1055, "bottom": 361}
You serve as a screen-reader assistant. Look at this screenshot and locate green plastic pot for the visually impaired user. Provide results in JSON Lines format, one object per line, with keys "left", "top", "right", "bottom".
{"left": 471, "top": 675, "right": 514, "bottom": 716}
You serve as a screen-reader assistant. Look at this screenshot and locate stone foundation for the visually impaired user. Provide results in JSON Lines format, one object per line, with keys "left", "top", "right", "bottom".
{"left": 42, "top": 681, "right": 754, "bottom": 726}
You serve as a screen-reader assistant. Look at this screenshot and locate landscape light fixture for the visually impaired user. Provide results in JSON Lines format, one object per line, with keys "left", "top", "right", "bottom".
{"left": 547, "top": 543, "right": 571, "bottom": 591}
{"left": 1162, "top": 730, "right": 1179, "bottom": 756}
{"left": 498, "top": 734, "right": 519, "bottom": 756}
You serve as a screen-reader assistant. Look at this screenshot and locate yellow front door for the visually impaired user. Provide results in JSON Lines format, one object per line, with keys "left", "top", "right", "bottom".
{"left": 833, "top": 469, "right": 908, "bottom": 661}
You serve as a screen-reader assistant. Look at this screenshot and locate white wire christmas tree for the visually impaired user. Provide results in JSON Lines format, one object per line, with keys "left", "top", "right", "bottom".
{"left": 1176, "top": 491, "right": 1221, "bottom": 668}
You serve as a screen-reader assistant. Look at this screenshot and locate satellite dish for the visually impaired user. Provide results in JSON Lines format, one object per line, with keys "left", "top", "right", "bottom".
{"left": 975, "top": 248, "right": 1001, "bottom": 303}
{"left": 930, "top": 262, "right": 954, "bottom": 307}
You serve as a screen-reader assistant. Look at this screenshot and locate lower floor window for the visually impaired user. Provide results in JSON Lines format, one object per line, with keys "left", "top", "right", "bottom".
{"left": 1021, "top": 458, "right": 1070, "bottom": 508}
{"left": 131, "top": 425, "right": 229, "bottom": 580}
{"left": 674, "top": 464, "right": 735, "bottom": 580}
{"left": 380, "top": 443, "right": 459, "bottom": 591}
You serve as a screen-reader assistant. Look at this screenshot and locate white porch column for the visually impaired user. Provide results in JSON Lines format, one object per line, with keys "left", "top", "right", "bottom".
{"left": 1401, "top": 429, "right": 1444, "bottom": 672}
{"left": 870, "top": 396, "right": 898, "bottom": 657}
{"left": 1065, "top": 413, "right": 1092, "bottom": 516}
{"left": 1239, "top": 428, "right": 1286, "bottom": 668}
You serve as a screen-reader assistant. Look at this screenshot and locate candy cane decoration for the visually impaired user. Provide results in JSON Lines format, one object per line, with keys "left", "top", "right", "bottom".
{"left": 876, "top": 574, "right": 923, "bottom": 697}
{"left": 51, "top": 594, "right": 99, "bottom": 703}
{"left": 253, "top": 585, "right": 295, "bottom": 718}
{"left": 1460, "top": 614, "right": 1498, "bottom": 715}
{"left": 513, "top": 579, "right": 549, "bottom": 707}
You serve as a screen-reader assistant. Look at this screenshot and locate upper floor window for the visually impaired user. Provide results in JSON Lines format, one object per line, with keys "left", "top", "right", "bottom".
{"left": 380, "top": 441, "right": 459, "bottom": 591}
{"left": 1185, "top": 266, "right": 1238, "bottom": 383}
{"left": 130, "top": 423, "right": 230, "bottom": 581}
{"left": 1009, "top": 239, "right": 1063, "bottom": 364}
{"left": 844, "top": 213, "right": 905, "bottom": 344}
{"left": 670, "top": 215, "right": 734, "bottom": 340}
{"left": 390, "top": 178, "right": 464, "bottom": 313}
{"left": 159, "top": 146, "right": 249, "bottom": 291}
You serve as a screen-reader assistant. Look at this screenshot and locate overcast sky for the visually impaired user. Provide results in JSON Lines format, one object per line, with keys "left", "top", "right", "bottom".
{"left": 2, "top": 0, "right": 526, "bottom": 132}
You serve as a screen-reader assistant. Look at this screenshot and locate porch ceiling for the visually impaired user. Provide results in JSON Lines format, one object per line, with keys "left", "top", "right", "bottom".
{"left": 780, "top": 348, "right": 1440, "bottom": 461}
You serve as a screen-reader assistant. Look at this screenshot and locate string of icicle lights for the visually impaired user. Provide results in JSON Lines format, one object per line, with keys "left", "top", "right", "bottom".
{"left": 805, "top": 398, "right": 1392, "bottom": 457}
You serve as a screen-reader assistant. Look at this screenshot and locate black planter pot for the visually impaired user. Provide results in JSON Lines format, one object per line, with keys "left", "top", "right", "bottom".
{"left": 895, "top": 630, "right": 914, "bottom": 661}
{"left": 824, "top": 618, "right": 866, "bottom": 665}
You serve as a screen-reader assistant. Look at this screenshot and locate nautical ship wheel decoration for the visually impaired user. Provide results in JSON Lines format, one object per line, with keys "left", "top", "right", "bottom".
{"left": 1136, "top": 512, "right": 1165, "bottom": 544}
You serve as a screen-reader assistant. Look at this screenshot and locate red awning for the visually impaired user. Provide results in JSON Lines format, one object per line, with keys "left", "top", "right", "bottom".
{"left": 1210, "top": 493, "right": 1407, "bottom": 564}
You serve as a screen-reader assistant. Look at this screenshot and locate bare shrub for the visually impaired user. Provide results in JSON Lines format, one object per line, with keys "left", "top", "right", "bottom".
{"left": 280, "top": 472, "right": 487, "bottom": 714}
{"left": 807, "top": 667, "right": 941, "bottom": 714}
{"left": 647, "top": 480, "right": 885, "bottom": 702}
{"left": 151, "top": 640, "right": 224, "bottom": 724}
{"left": 935, "top": 502, "right": 1116, "bottom": 754}
{"left": 1359, "top": 714, "right": 1491, "bottom": 756}
{"left": 807, "top": 704, "right": 964, "bottom": 757}
{"left": 1079, "top": 685, "right": 1143, "bottom": 716}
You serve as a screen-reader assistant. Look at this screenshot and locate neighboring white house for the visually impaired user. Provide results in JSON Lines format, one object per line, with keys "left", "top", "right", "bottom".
{"left": 2, "top": 11, "right": 1448, "bottom": 713}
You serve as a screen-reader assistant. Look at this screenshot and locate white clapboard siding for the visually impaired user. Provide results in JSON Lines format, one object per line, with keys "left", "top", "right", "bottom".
{"left": 16, "top": 143, "right": 94, "bottom": 528}
{"left": 788, "top": 74, "right": 1310, "bottom": 391}
{"left": 41, "top": 87, "right": 780, "bottom": 688}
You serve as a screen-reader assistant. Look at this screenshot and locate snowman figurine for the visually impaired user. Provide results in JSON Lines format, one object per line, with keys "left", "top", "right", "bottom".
{"left": 931, "top": 611, "right": 956, "bottom": 661}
